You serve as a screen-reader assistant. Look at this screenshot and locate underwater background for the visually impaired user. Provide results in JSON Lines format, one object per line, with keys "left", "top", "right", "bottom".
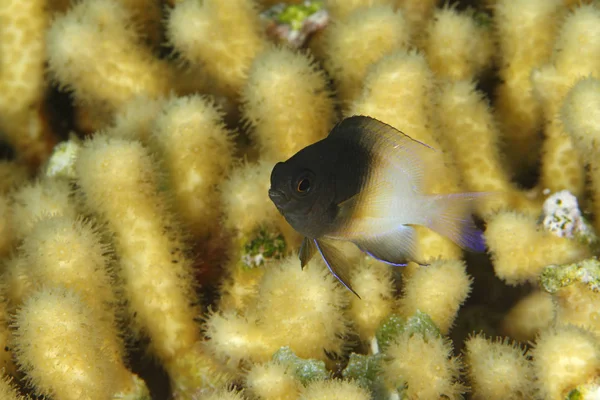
{"left": 0, "top": 0, "right": 600, "bottom": 399}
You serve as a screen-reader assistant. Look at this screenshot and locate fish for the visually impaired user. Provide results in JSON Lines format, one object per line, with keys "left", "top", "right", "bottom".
{"left": 267, "top": 115, "right": 487, "bottom": 298}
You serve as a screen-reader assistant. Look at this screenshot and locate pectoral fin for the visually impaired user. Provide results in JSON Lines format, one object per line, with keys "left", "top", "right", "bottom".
{"left": 299, "top": 237, "right": 316, "bottom": 269}
{"left": 313, "top": 239, "right": 361, "bottom": 299}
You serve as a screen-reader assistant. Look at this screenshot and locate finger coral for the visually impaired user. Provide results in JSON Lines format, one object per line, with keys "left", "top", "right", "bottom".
{"left": 242, "top": 46, "right": 335, "bottom": 161}
{"left": 0, "top": 0, "right": 56, "bottom": 168}
{"left": 47, "top": 0, "right": 173, "bottom": 125}
{"left": 323, "top": 5, "right": 411, "bottom": 106}
{"left": 493, "top": 0, "right": 564, "bottom": 176}
{"left": 464, "top": 334, "right": 534, "bottom": 399}
{"left": 205, "top": 256, "right": 350, "bottom": 367}
{"left": 12, "top": 286, "right": 149, "bottom": 400}
{"left": 166, "top": 0, "right": 266, "bottom": 101}
{"left": 2, "top": 0, "right": 600, "bottom": 398}
{"left": 424, "top": 6, "right": 494, "bottom": 81}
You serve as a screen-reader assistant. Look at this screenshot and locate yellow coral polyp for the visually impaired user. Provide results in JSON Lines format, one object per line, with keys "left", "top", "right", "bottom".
{"left": 1, "top": 257, "right": 32, "bottom": 313}
{"left": 107, "top": 95, "right": 166, "bottom": 143}
{"left": 47, "top": 0, "right": 173, "bottom": 112}
{"left": 485, "top": 211, "right": 590, "bottom": 284}
{"left": 18, "top": 216, "right": 123, "bottom": 361}
{"left": 13, "top": 286, "right": 142, "bottom": 400}
{"left": 465, "top": 334, "right": 534, "bottom": 399}
{"left": 299, "top": 379, "right": 371, "bottom": 400}
{"left": 9, "top": 178, "right": 76, "bottom": 241}
{"left": 245, "top": 361, "right": 302, "bottom": 400}
{"left": 424, "top": 6, "right": 493, "bottom": 80}
{"left": 383, "top": 331, "right": 466, "bottom": 399}
{"left": 534, "top": 4, "right": 600, "bottom": 197}
{"left": 0, "top": 376, "right": 23, "bottom": 400}
{"left": 242, "top": 46, "right": 335, "bottom": 162}
{"left": 323, "top": 5, "right": 411, "bottom": 106}
{"left": 398, "top": 259, "right": 472, "bottom": 334}
{"left": 74, "top": 135, "right": 215, "bottom": 394}
{"left": 347, "top": 258, "right": 395, "bottom": 341}
{"left": 0, "top": 0, "right": 54, "bottom": 167}
{"left": 151, "top": 95, "right": 235, "bottom": 239}
{"left": 501, "top": 291, "right": 555, "bottom": 342}
{"left": 206, "top": 257, "right": 350, "bottom": 365}
{"left": 436, "top": 80, "right": 536, "bottom": 216}
{"left": 166, "top": 0, "right": 266, "bottom": 99}
{"left": 554, "top": 282, "right": 600, "bottom": 336}
{"left": 493, "top": 0, "right": 564, "bottom": 174}
{"left": 396, "top": 0, "right": 440, "bottom": 34}
{"left": 531, "top": 325, "right": 600, "bottom": 400}
{"left": 561, "top": 77, "right": 600, "bottom": 162}
{"left": 221, "top": 160, "right": 283, "bottom": 239}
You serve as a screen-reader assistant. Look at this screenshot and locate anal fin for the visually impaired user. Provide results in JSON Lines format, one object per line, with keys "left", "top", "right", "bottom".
{"left": 314, "top": 239, "right": 361, "bottom": 299}
{"left": 353, "top": 225, "right": 422, "bottom": 266}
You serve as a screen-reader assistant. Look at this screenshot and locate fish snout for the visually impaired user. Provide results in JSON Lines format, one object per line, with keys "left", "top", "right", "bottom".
{"left": 268, "top": 188, "right": 289, "bottom": 208}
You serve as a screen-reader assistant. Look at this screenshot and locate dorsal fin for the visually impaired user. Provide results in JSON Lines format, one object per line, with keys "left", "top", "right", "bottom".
{"left": 329, "top": 115, "right": 438, "bottom": 193}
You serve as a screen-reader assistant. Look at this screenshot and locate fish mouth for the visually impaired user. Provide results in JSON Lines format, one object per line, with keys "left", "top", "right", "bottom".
{"left": 268, "top": 188, "right": 289, "bottom": 208}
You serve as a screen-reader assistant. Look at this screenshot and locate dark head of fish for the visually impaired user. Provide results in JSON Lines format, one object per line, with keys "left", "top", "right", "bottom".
{"left": 268, "top": 125, "right": 370, "bottom": 239}
{"left": 268, "top": 140, "right": 336, "bottom": 238}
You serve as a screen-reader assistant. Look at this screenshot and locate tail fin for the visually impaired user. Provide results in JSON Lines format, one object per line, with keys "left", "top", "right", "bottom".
{"left": 425, "top": 192, "right": 488, "bottom": 252}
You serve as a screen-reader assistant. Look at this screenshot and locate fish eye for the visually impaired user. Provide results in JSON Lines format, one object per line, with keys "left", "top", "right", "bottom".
{"left": 297, "top": 178, "right": 311, "bottom": 193}
{"left": 293, "top": 171, "right": 315, "bottom": 195}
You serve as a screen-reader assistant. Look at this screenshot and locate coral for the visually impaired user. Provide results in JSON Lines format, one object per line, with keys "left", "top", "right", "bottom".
{"left": 150, "top": 95, "right": 236, "bottom": 239}
{"left": 424, "top": 6, "right": 494, "bottom": 81}
{"left": 561, "top": 77, "right": 600, "bottom": 233}
{"left": 166, "top": 0, "right": 266, "bottom": 100}
{"left": 205, "top": 257, "right": 350, "bottom": 367}
{"left": 246, "top": 360, "right": 303, "bottom": 400}
{"left": 347, "top": 258, "right": 395, "bottom": 341}
{"left": 383, "top": 330, "right": 466, "bottom": 399}
{"left": 12, "top": 286, "right": 149, "bottom": 400}
{"left": 501, "top": 291, "right": 555, "bottom": 342}
{"left": 485, "top": 210, "right": 590, "bottom": 284}
{"left": 3, "top": 0, "right": 600, "bottom": 398}
{"left": 493, "top": 0, "right": 564, "bottom": 175}
{"left": 74, "top": 136, "right": 228, "bottom": 396}
{"left": 323, "top": 5, "right": 411, "bottom": 106}
{"left": 561, "top": 77, "right": 600, "bottom": 162}
{"left": 531, "top": 325, "right": 600, "bottom": 399}
{"left": 397, "top": 259, "right": 472, "bottom": 334}
{"left": 242, "top": 46, "right": 335, "bottom": 161}
{"left": 47, "top": 0, "right": 173, "bottom": 122}
{"left": 436, "top": 79, "right": 538, "bottom": 216}
{"left": 0, "top": 0, "right": 56, "bottom": 168}
{"left": 299, "top": 379, "right": 371, "bottom": 400}
{"left": 464, "top": 334, "right": 534, "bottom": 399}
{"left": 533, "top": 4, "right": 600, "bottom": 197}
{"left": 17, "top": 215, "right": 123, "bottom": 363}
{"left": 396, "top": 0, "right": 440, "bottom": 34}
{"left": 0, "top": 376, "right": 23, "bottom": 400}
